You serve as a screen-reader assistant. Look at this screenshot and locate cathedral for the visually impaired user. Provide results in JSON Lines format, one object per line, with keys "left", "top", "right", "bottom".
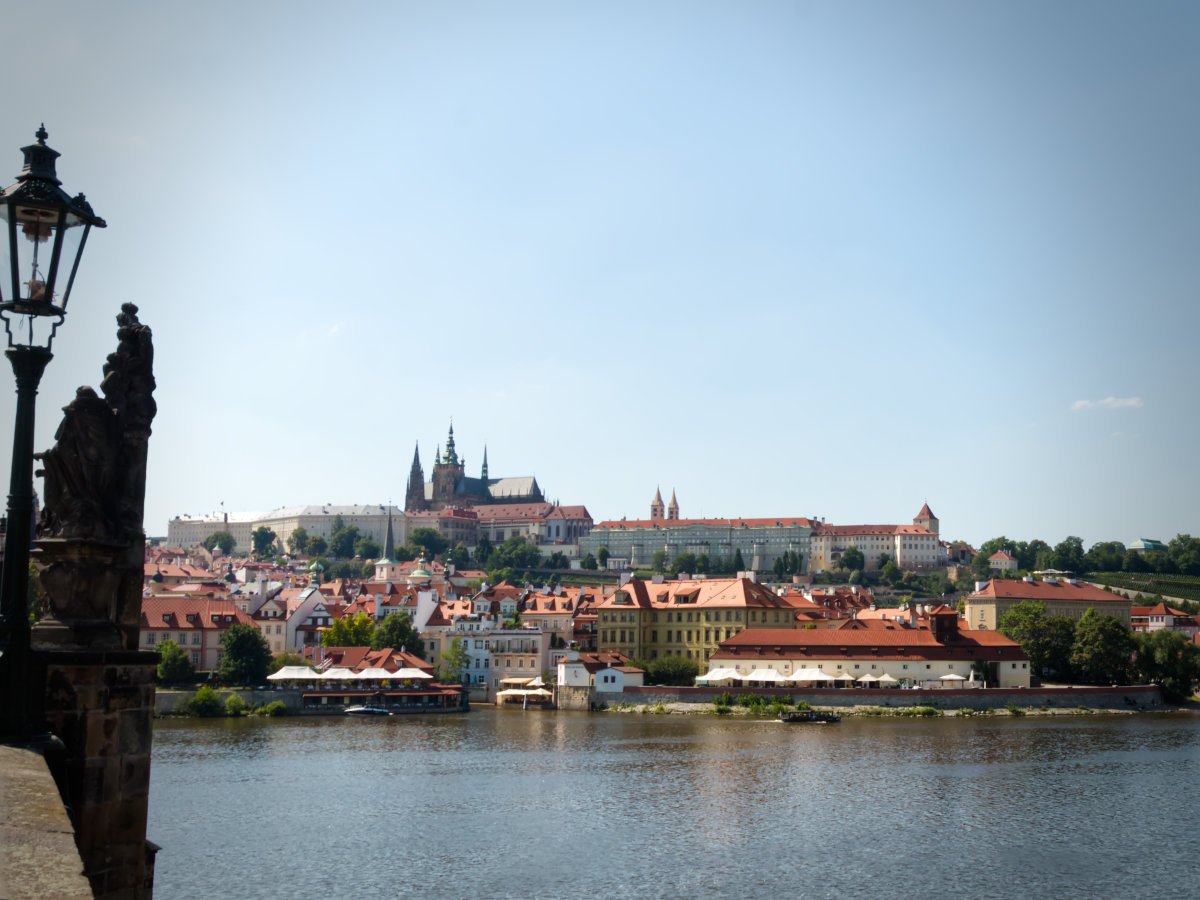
{"left": 404, "top": 424, "right": 545, "bottom": 512}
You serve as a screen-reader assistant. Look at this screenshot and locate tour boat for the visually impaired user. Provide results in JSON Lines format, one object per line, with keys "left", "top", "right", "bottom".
{"left": 778, "top": 710, "right": 840, "bottom": 724}
{"left": 345, "top": 705, "right": 392, "bottom": 717}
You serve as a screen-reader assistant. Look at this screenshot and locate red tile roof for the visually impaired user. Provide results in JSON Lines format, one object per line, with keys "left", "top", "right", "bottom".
{"left": 969, "top": 579, "right": 1128, "bottom": 604}
{"left": 593, "top": 516, "right": 813, "bottom": 530}
{"left": 713, "top": 621, "right": 1026, "bottom": 662}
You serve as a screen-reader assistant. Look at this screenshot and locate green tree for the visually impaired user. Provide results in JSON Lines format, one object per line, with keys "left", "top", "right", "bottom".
{"left": 186, "top": 685, "right": 225, "bottom": 717}
{"left": 251, "top": 526, "right": 277, "bottom": 560}
{"left": 880, "top": 560, "right": 903, "bottom": 587}
{"left": 597, "top": 547, "right": 610, "bottom": 569}
{"left": 328, "top": 523, "right": 360, "bottom": 559}
{"left": 544, "top": 551, "right": 569, "bottom": 569}
{"left": 672, "top": 552, "right": 698, "bottom": 576}
{"left": 580, "top": 553, "right": 598, "bottom": 571}
{"left": 998, "top": 601, "right": 1076, "bottom": 680}
{"left": 204, "top": 531, "right": 236, "bottom": 555}
{"left": 217, "top": 623, "right": 272, "bottom": 685}
{"left": 1083, "top": 540, "right": 1126, "bottom": 573}
{"left": 270, "top": 650, "right": 309, "bottom": 672}
{"left": 307, "top": 535, "right": 328, "bottom": 557}
{"left": 439, "top": 637, "right": 470, "bottom": 683}
{"left": 1122, "top": 549, "right": 1151, "bottom": 573}
{"left": 322, "top": 611, "right": 376, "bottom": 647}
{"left": 1070, "top": 609, "right": 1136, "bottom": 685}
{"left": 1167, "top": 534, "right": 1200, "bottom": 576}
{"left": 409, "top": 527, "right": 449, "bottom": 559}
{"left": 732, "top": 549, "right": 747, "bottom": 572}
{"left": 474, "top": 534, "right": 493, "bottom": 566}
{"left": 1053, "top": 536, "right": 1085, "bottom": 573}
{"left": 286, "top": 527, "right": 310, "bottom": 556}
{"left": 449, "top": 543, "right": 470, "bottom": 568}
{"left": 490, "top": 535, "right": 542, "bottom": 570}
{"left": 354, "top": 535, "right": 382, "bottom": 559}
{"left": 157, "top": 638, "right": 195, "bottom": 684}
{"left": 1135, "top": 630, "right": 1200, "bottom": 702}
{"left": 651, "top": 549, "right": 669, "bottom": 573}
{"left": 371, "top": 611, "right": 425, "bottom": 657}
{"left": 645, "top": 655, "right": 700, "bottom": 686}
{"left": 836, "top": 547, "right": 865, "bottom": 572}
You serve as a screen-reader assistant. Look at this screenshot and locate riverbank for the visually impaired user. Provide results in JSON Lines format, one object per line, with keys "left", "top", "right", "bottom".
{"left": 598, "top": 700, "right": 1186, "bottom": 717}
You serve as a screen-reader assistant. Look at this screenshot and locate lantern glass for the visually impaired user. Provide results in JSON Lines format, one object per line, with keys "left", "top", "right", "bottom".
{"left": 1, "top": 201, "right": 91, "bottom": 312}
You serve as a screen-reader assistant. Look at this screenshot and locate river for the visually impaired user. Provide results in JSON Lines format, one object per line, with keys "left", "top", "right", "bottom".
{"left": 148, "top": 709, "right": 1200, "bottom": 899}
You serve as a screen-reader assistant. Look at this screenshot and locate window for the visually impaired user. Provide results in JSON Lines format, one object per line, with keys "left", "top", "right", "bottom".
{"left": 191, "top": 652, "right": 200, "bottom": 664}
{"left": 191, "top": 633, "right": 200, "bottom": 645}
{"left": 147, "top": 633, "right": 156, "bottom": 645}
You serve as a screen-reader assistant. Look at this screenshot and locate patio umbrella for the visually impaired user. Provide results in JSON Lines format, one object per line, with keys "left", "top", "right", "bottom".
{"left": 835, "top": 672, "right": 856, "bottom": 683}
{"left": 356, "top": 667, "right": 393, "bottom": 680}
{"left": 320, "top": 668, "right": 358, "bottom": 680}
{"left": 528, "top": 676, "right": 546, "bottom": 687}
{"left": 267, "top": 666, "right": 320, "bottom": 681}
{"left": 877, "top": 673, "right": 899, "bottom": 685}
{"left": 787, "top": 668, "right": 833, "bottom": 682}
{"left": 743, "top": 669, "right": 783, "bottom": 683}
{"left": 856, "top": 673, "right": 880, "bottom": 683}
{"left": 939, "top": 673, "right": 967, "bottom": 682}
{"left": 391, "top": 668, "right": 434, "bottom": 680}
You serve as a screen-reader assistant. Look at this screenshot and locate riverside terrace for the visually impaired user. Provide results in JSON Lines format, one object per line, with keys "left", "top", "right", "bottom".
{"left": 279, "top": 646, "right": 469, "bottom": 713}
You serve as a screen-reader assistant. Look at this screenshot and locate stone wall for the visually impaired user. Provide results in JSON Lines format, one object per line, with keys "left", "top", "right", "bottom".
{"left": 154, "top": 688, "right": 303, "bottom": 715}
{"left": 555, "top": 685, "right": 591, "bottom": 711}
{"left": 36, "top": 649, "right": 157, "bottom": 899}
{"left": 615, "top": 684, "right": 1163, "bottom": 711}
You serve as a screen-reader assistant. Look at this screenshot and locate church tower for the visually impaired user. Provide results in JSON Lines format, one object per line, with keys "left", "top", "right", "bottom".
{"left": 668, "top": 490, "right": 679, "bottom": 520}
{"left": 405, "top": 444, "right": 426, "bottom": 512}
{"left": 914, "top": 502, "right": 939, "bottom": 535}
{"left": 650, "top": 487, "right": 665, "bottom": 520}
{"left": 481, "top": 445, "right": 489, "bottom": 482}
{"left": 432, "top": 421, "right": 465, "bottom": 505}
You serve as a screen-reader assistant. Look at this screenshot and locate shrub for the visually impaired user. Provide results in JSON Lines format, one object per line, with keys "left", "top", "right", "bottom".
{"left": 253, "top": 700, "right": 287, "bottom": 717}
{"left": 794, "top": 700, "right": 811, "bottom": 711}
{"left": 187, "top": 685, "right": 224, "bottom": 717}
{"left": 714, "top": 692, "right": 733, "bottom": 706}
{"left": 224, "top": 694, "right": 249, "bottom": 717}
{"left": 1005, "top": 702, "right": 1026, "bottom": 717}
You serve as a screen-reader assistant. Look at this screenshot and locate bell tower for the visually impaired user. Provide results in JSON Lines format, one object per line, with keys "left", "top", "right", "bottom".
{"left": 650, "top": 487, "right": 665, "bottom": 520}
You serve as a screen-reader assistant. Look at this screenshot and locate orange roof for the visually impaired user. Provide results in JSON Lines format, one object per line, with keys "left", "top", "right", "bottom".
{"left": 969, "top": 579, "right": 1128, "bottom": 604}
{"left": 712, "top": 622, "right": 1026, "bottom": 662}
{"left": 593, "top": 516, "right": 813, "bottom": 530}
{"left": 140, "top": 596, "right": 255, "bottom": 630}
{"left": 597, "top": 577, "right": 787, "bottom": 611}
{"left": 811, "top": 523, "right": 934, "bottom": 536}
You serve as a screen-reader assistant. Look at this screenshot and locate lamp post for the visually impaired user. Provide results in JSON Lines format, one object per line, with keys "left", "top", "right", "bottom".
{"left": 0, "top": 126, "right": 105, "bottom": 738}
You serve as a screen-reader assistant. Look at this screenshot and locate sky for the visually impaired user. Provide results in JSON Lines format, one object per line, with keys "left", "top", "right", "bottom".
{"left": 1, "top": 1, "right": 1197, "bottom": 549}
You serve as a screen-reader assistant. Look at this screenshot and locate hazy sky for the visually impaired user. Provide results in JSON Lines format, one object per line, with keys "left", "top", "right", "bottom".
{"left": 1, "top": 2, "right": 1197, "bottom": 549}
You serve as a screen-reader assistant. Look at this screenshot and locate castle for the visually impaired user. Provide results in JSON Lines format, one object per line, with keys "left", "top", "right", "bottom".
{"left": 404, "top": 423, "right": 545, "bottom": 513}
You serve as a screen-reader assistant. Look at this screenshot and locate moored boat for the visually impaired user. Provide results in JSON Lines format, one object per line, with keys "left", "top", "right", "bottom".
{"left": 778, "top": 710, "right": 840, "bottom": 724}
{"left": 345, "top": 705, "right": 392, "bottom": 717}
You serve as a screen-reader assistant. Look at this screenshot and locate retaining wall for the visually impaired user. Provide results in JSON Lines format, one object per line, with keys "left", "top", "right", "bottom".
{"left": 616, "top": 684, "right": 1163, "bottom": 711}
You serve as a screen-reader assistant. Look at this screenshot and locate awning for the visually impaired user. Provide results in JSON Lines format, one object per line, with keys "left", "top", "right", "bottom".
{"left": 267, "top": 666, "right": 321, "bottom": 681}
{"left": 391, "top": 668, "right": 434, "bottom": 680}
{"left": 320, "top": 668, "right": 359, "bottom": 680}
{"left": 528, "top": 676, "right": 546, "bottom": 688}
{"left": 696, "top": 668, "right": 739, "bottom": 683}
{"left": 500, "top": 676, "right": 533, "bottom": 686}
{"left": 856, "top": 673, "right": 880, "bottom": 683}
{"left": 877, "top": 673, "right": 899, "bottom": 684}
{"left": 939, "top": 673, "right": 967, "bottom": 681}
{"left": 743, "top": 669, "right": 783, "bottom": 683}
{"left": 356, "top": 667, "right": 393, "bottom": 679}
{"left": 835, "top": 672, "right": 857, "bottom": 682}
{"left": 787, "top": 668, "right": 834, "bottom": 682}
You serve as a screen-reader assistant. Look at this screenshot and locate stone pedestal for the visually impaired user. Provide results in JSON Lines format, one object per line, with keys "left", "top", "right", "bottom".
{"left": 34, "top": 648, "right": 157, "bottom": 899}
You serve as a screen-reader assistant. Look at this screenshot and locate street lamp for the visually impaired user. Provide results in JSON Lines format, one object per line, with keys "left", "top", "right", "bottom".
{"left": 0, "top": 126, "right": 105, "bottom": 737}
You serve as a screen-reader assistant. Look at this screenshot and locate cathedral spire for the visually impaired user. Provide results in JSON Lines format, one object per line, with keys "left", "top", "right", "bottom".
{"left": 384, "top": 506, "right": 396, "bottom": 559}
{"left": 650, "top": 487, "right": 665, "bottom": 520}
{"left": 405, "top": 442, "right": 426, "bottom": 513}
{"left": 668, "top": 489, "right": 679, "bottom": 520}
{"left": 482, "top": 444, "right": 489, "bottom": 481}
{"left": 444, "top": 421, "right": 458, "bottom": 465}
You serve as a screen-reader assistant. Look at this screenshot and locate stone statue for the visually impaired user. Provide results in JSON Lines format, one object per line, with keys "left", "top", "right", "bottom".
{"left": 33, "top": 304, "right": 156, "bottom": 649}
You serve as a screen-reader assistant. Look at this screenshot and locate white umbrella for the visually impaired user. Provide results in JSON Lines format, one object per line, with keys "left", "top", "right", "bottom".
{"left": 320, "top": 667, "right": 358, "bottom": 680}
{"left": 939, "top": 673, "right": 967, "bottom": 682}
{"left": 877, "top": 673, "right": 899, "bottom": 684}
{"left": 835, "top": 672, "right": 856, "bottom": 683}
{"left": 856, "top": 673, "right": 880, "bottom": 683}
{"left": 267, "top": 666, "right": 320, "bottom": 681}
{"left": 696, "top": 668, "right": 739, "bottom": 683}
{"left": 743, "top": 669, "right": 783, "bottom": 683}
{"left": 356, "top": 667, "right": 393, "bottom": 679}
{"left": 528, "top": 676, "right": 546, "bottom": 687}
{"left": 391, "top": 667, "right": 434, "bottom": 680}
{"left": 787, "top": 668, "right": 834, "bottom": 682}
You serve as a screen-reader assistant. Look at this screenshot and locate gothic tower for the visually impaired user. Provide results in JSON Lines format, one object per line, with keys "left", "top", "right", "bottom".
{"left": 914, "top": 502, "right": 939, "bottom": 535}
{"left": 405, "top": 444, "right": 426, "bottom": 512}
{"left": 481, "top": 444, "right": 489, "bottom": 482}
{"left": 650, "top": 487, "right": 665, "bottom": 520}
{"left": 668, "top": 489, "right": 679, "bottom": 520}
{"left": 432, "top": 421, "right": 465, "bottom": 504}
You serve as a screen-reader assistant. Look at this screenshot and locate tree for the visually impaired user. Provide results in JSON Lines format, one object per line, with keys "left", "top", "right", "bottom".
{"left": 204, "top": 531, "right": 236, "bottom": 555}
{"left": 449, "top": 543, "right": 470, "bottom": 568}
{"left": 1167, "top": 534, "right": 1200, "bottom": 576}
{"left": 671, "top": 552, "right": 698, "bottom": 576}
{"left": 371, "top": 611, "right": 425, "bottom": 657}
{"left": 1122, "top": 549, "right": 1151, "bottom": 573}
{"left": 1083, "top": 540, "right": 1126, "bottom": 574}
{"left": 307, "top": 535, "right": 328, "bottom": 557}
{"left": 328, "top": 523, "right": 360, "bottom": 559}
{"left": 489, "top": 535, "right": 542, "bottom": 570}
{"left": 439, "top": 637, "right": 470, "bottom": 683}
{"left": 271, "top": 650, "right": 309, "bottom": 672}
{"left": 651, "top": 549, "right": 669, "bottom": 573}
{"left": 597, "top": 547, "right": 610, "bottom": 569}
{"left": 1070, "top": 609, "right": 1135, "bottom": 685}
{"left": 544, "top": 551, "right": 569, "bottom": 569}
{"left": 474, "top": 534, "right": 493, "bottom": 566}
{"left": 354, "top": 535, "right": 382, "bottom": 559}
{"left": 1135, "top": 630, "right": 1200, "bottom": 702}
{"left": 409, "top": 527, "right": 448, "bottom": 559}
{"left": 217, "top": 623, "right": 272, "bottom": 685}
{"left": 157, "top": 639, "right": 195, "bottom": 684}
{"left": 836, "top": 547, "right": 864, "bottom": 572}
{"left": 251, "top": 526, "right": 277, "bottom": 560}
{"left": 732, "top": 549, "right": 747, "bottom": 572}
{"left": 322, "top": 611, "right": 375, "bottom": 647}
{"left": 286, "top": 527, "right": 310, "bottom": 556}
{"left": 645, "top": 655, "right": 700, "bottom": 686}
{"left": 998, "top": 601, "right": 1076, "bottom": 680}
{"left": 880, "top": 560, "right": 903, "bottom": 587}
{"left": 1053, "top": 536, "right": 1085, "bottom": 573}
{"left": 580, "top": 553, "right": 598, "bottom": 571}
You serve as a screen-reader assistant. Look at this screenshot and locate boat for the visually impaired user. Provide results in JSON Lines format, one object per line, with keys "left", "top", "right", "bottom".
{"left": 778, "top": 710, "right": 840, "bottom": 724}
{"left": 345, "top": 705, "right": 392, "bottom": 717}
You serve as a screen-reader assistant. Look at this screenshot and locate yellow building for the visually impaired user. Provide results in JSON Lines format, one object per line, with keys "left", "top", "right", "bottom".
{"left": 965, "top": 577, "right": 1132, "bottom": 631}
{"left": 596, "top": 577, "right": 796, "bottom": 665}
